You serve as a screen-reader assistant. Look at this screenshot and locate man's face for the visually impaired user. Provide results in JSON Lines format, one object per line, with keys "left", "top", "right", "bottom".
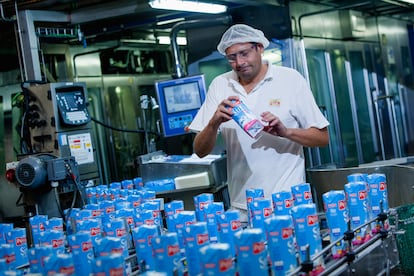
{"left": 225, "top": 42, "right": 263, "bottom": 83}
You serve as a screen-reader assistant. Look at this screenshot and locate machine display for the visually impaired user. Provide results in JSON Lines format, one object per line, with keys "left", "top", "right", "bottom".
{"left": 155, "top": 74, "right": 206, "bottom": 137}
{"left": 55, "top": 86, "right": 90, "bottom": 126}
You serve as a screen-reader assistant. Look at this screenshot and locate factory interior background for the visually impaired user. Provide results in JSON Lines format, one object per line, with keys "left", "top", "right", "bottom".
{"left": 0, "top": 0, "right": 414, "bottom": 275}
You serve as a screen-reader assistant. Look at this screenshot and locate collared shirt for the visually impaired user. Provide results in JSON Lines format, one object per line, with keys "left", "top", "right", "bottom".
{"left": 189, "top": 64, "right": 329, "bottom": 210}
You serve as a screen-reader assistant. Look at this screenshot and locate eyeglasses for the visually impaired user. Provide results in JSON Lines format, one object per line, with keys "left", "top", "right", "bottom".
{"left": 225, "top": 44, "right": 257, "bottom": 63}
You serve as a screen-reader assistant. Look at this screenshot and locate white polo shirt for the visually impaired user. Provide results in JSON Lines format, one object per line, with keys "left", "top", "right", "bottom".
{"left": 189, "top": 64, "right": 329, "bottom": 210}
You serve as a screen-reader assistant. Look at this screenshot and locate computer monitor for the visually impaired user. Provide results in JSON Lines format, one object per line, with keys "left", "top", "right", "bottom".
{"left": 155, "top": 74, "right": 206, "bottom": 137}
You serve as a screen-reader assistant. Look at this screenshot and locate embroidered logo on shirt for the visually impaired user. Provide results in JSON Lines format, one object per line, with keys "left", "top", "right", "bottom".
{"left": 269, "top": 99, "right": 281, "bottom": 106}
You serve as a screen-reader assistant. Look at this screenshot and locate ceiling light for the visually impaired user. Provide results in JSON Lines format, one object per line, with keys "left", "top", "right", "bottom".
{"left": 399, "top": 0, "right": 414, "bottom": 4}
{"left": 149, "top": 0, "right": 227, "bottom": 14}
{"left": 158, "top": 36, "right": 187, "bottom": 45}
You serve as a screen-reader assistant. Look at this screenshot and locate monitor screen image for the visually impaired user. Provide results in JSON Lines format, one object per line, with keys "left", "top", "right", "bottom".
{"left": 163, "top": 81, "right": 203, "bottom": 113}
{"left": 155, "top": 75, "right": 207, "bottom": 137}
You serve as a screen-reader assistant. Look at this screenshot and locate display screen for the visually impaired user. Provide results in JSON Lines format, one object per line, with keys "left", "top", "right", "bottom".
{"left": 155, "top": 74, "right": 207, "bottom": 137}
{"left": 163, "top": 81, "right": 202, "bottom": 113}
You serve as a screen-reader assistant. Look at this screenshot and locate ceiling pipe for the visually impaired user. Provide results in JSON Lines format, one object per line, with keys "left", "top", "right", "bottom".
{"left": 0, "top": 3, "right": 15, "bottom": 21}
{"left": 170, "top": 15, "right": 232, "bottom": 79}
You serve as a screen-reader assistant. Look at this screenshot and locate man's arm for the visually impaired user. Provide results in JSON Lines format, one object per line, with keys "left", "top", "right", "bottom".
{"left": 283, "top": 126, "right": 329, "bottom": 147}
{"left": 261, "top": 111, "right": 329, "bottom": 147}
{"left": 193, "top": 121, "right": 220, "bottom": 158}
{"left": 193, "top": 96, "right": 238, "bottom": 157}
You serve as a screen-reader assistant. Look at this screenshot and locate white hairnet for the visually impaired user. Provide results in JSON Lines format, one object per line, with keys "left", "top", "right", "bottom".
{"left": 217, "top": 24, "right": 270, "bottom": 55}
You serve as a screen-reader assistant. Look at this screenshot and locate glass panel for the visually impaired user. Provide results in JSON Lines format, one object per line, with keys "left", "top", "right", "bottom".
{"left": 386, "top": 79, "right": 405, "bottom": 157}
{"left": 330, "top": 49, "right": 359, "bottom": 167}
{"left": 87, "top": 87, "right": 111, "bottom": 184}
{"left": 105, "top": 85, "right": 141, "bottom": 180}
{"left": 305, "top": 49, "right": 338, "bottom": 166}
{"left": 348, "top": 51, "right": 377, "bottom": 163}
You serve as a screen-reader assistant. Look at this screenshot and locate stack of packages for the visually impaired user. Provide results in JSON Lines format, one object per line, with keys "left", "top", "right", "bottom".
{"left": 157, "top": 183, "right": 325, "bottom": 276}
{"left": 322, "top": 173, "right": 389, "bottom": 259}
{"left": 0, "top": 172, "right": 388, "bottom": 275}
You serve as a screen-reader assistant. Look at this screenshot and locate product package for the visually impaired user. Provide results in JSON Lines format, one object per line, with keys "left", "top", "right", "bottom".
{"left": 290, "top": 203, "right": 324, "bottom": 274}
{"left": 183, "top": 222, "right": 210, "bottom": 275}
{"left": 291, "top": 182, "right": 313, "bottom": 206}
{"left": 344, "top": 181, "right": 372, "bottom": 244}
{"left": 264, "top": 215, "right": 297, "bottom": 275}
{"left": 234, "top": 228, "right": 269, "bottom": 275}
{"left": 199, "top": 243, "right": 236, "bottom": 275}
{"left": 271, "top": 190, "right": 294, "bottom": 216}
{"left": 230, "top": 100, "right": 264, "bottom": 138}
{"left": 322, "top": 190, "right": 348, "bottom": 258}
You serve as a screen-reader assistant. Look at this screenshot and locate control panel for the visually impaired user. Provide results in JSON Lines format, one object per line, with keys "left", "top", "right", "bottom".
{"left": 56, "top": 89, "right": 90, "bottom": 125}
{"left": 167, "top": 114, "right": 193, "bottom": 131}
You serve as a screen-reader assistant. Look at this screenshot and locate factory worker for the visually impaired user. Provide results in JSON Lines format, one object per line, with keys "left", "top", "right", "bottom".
{"left": 189, "top": 24, "right": 329, "bottom": 221}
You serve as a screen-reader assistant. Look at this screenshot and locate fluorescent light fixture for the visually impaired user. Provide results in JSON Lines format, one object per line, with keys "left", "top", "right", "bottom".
{"left": 158, "top": 36, "right": 187, "bottom": 45}
{"left": 149, "top": 0, "right": 227, "bottom": 14}
{"left": 400, "top": 0, "right": 414, "bottom": 4}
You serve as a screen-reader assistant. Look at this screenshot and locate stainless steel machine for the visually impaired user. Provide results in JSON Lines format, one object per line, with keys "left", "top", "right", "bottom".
{"left": 137, "top": 150, "right": 228, "bottom": 209}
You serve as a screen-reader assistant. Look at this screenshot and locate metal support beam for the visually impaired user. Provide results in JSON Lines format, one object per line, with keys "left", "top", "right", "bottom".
{"left": 17, "top": 10, "right": 69, "bottom": 81}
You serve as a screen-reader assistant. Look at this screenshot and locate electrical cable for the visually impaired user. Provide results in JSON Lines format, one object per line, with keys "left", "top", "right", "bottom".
{"left": 90, "top": 116, "right": 159, "bottom": 136}
{"left": 53, "top": 186, "right": 65, "bottom": 222}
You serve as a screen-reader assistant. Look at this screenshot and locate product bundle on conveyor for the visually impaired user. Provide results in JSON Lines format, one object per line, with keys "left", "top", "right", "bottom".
{"left": 0, "top": 172, "right": 412, "bottom": 275}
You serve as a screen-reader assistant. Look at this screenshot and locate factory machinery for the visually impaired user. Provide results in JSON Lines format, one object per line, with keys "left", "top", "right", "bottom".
{"left": 5, "top": 81, "right": 99, "bottom": 218}
{"left": 2, "top": 81, "right": 412, "bottom": 275}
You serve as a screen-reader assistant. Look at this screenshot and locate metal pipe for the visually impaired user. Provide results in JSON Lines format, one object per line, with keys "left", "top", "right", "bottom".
{"left": 170, "top": 15, "right": 232, "bottom": 78}
{"left": 0, "top": 3, "right": 15, "bottom": 22}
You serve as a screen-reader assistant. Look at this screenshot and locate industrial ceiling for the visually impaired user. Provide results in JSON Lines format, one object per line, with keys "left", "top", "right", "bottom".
{"left": 1, "top": 1, "right": 413, "bottom": 42}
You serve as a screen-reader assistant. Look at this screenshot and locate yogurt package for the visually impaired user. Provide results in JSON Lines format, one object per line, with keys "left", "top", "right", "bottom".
{"left": 103, "top": 219, "right": 129, "bottom": 259}
{"left": 164, "top": 200, "right": 185, "bottom": 231}
{"left": 291, "top": 182, "right": 313, "bottom": 206}
{"left": 264, "top": 215, "right": 297, "bottom": 276}
{"left": 216, "top": 209, "right": 241, "bottom": 255}
{"left": 246, "top": 188, "right": 265, "bottom": 227}
{"left": 322, "top": 190, "right": 348, "bottom": 258}
{"left": 199, "top": 243, "right": 235, "bottom": 275}
{"left": 29, "top": 215, "right": 48, "bottom": 246}
{"left": 93, "top": 254, "right": 125, "bottom": 276}
{"left": 43, "top": 253, "right": 75, "bottom": 275}
{"left": 344, "top": 181, "right": 371, "bottom": 245}
{"left": 183, "top": 222, "right": 210, "bottom": 276}
{"left": 194, "top": 193, "right": 214, "bottom": 221}
{"left": 230, "top": 100, "right": 264, "bottom": 138}
{"left": 367, "top": 173, "right": 389, "bottom": 233}
{"left": 203, "top": 202, "right": 224, "bottom": 243}
{"left": 272, "top": 191, "right": 294, "bottom": 216}
{"left": 290, "top": 203, "right": 324, "bottom": 274}
{"left": 250, "top": 198, "right": 273, "bottom": 229}
{"left": 0, "top": 224, "right": 13, "bottom": 245}
{"left": 27, "top": 245, "right": 53, "bottom": 274}
{"left": 172, "top": 210, "right": 196, "bottom": 248}
{"left": 38, "top": 230, "right": 66, "bottom": 255}
{"left": 152, "top": 232, "right": 183, "bottom": 276}
{"left": 234, "top": 228, "right": 269, "bottom": 275}
{"left": 131, "top": 224, "right": 160, "bottom": 271}
{"left": 67, "top": 231, "right": 94, "bottom": 275}
{"left": 5, "top": 227, "right": 29, "bottom": 268}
